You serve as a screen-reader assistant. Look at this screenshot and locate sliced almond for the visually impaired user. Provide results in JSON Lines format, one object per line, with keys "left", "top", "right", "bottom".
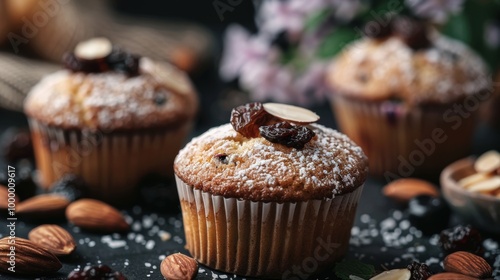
{"left": 467, "top": 176, "right": 500, "bottom": 193}
{"left": 474, "top": 150, "right": 500, "bottom": 174}
{"left": 369, "top": 269, "right": 411, "bottom": 280}
{"left": 263, "top": 103, "right": 320, "bottom": 124}
{"left": 75, "top": 37, "right": 112, "bottom": 60}
{"left": 458, "top": 172, "right": 490, "bottom": 189}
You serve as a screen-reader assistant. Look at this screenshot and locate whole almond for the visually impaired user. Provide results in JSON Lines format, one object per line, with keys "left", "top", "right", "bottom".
{"left": 66, "top": 199, "right": 130, "bottom": 232}
{"left": 428, "top": 272, "right": 478, "bottom": 280}
{"left": 0, "top": 237, "right": 62, "bottom": 275}
{"left": 444, "top": 251, "right": 492, "bottom": 278}
{"left": 383, "top": 178, "right": 439, "bottom": 203}
{"left": 17, "top": 194, "right": 70, "bottom": 218}
{"left": 29, "top": 224, "right": 76, "bottom": 256}
{"left": 0, "top": 184, "right": 19, "bottom": 210}
{"left": 161, "top": 253, "right": 198, "bottom": 280}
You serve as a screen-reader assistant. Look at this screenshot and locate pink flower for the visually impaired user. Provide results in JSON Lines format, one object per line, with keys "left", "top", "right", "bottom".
{"left": 219, "top": 25, "right": 277, "bottom": 81}
{"left": 406, "top": 0, "right": 464, "bottom": 23}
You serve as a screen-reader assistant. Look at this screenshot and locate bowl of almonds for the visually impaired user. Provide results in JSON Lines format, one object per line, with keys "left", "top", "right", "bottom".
{"left": 441, "top": 150, "right": 500, "bottom": 233}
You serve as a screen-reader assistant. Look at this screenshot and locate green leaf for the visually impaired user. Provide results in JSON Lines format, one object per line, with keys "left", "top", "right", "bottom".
{"left": 305, "top": 9, "right": 332, "bottom": 31}
{"left": 316, "top": 28, "right": 360, "bottom": 59}
{"left": 334, "top": 259, "right": 376, "bottom": 280}
{"left": 441, "top": 13, "right": 471, "bottom": 45}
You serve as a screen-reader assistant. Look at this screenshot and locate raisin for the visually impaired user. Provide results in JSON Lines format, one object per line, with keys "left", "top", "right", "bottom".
{"left": 407, "top": 261, "right": 433, "bottom": 280}
{"left": 106, "top": 48, "right": 140, "bottom": 76}
{"left": 0, "top": 127, "right": 33, "bottom": 163}
{"left": 68, "top": 264, "right": 127, "bottom": 280}
{"left": 50, "top": 174, "right": 88, "bottom": 202}
{"left": 230, "top": 102, "right": 273, "bottom": 138}
{"left": 214, "top": 153, "right": 229, "bottom": 164}
{"left": 439, "top": 225, "right": 483, "bottom": 255}
{"left": 153, "top": 90, "right": 168, "bottom": 106}
{"left": 393, "top": 16, "right": 431, "bottom": 50}
{"left": 259, "top": 121, "right": 315, "bottom": 149}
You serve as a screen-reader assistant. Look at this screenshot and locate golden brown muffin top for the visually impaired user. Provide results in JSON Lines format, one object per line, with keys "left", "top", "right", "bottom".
{"left": 24, "top": 58, "right": 198, "bottom": 131}
{"left": 174, "top": 123, "right": 368, "bottom": 202}
{"left": 327, "top": 34, "right": 490, "bottom": 105}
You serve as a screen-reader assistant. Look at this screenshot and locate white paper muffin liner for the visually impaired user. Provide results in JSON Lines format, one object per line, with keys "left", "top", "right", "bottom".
{"left": 28, "top": 119, "right": 192, "bottom": 205}
{"left": 330, "top": 94, "right": 477, "bottom": 177}
{"left": 175, "top": 175, "right": 364, "bottom": 278}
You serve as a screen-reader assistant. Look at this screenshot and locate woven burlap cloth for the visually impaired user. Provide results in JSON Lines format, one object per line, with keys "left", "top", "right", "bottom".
{"left": 0, "top": 0, "right": 214, "bottom": 112}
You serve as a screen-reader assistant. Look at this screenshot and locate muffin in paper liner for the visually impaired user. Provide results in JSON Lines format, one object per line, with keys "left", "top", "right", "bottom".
{"left": 29, "top": 119, "right": 192, "bottom": 204}
{"left": 174, "top": 122, "right": 368, "bottom": 278}
{"left": 331, "top": 94, "right": 477, "bottom": 178}
{"left": 24, "top": 55, "right": 198, "bottom": 205}
{"left": 176, "top": 176, "right": 363, "bottom": 278}
{"left": 327, "top": 34, "right": 491, "bottom": 178}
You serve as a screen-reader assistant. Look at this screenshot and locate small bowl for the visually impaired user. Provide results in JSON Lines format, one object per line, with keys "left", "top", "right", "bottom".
{"left": 441, "top": 157, "right": 500, "bottom": 233}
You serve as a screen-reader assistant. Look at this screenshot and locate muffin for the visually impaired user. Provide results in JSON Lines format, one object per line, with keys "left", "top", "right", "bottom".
{"left": 24, "top": 38, "right": 198, "bottom": 204}
{"left": 174, "top": 103, "right": 368, "bottom": 278}
{"left": 481, "top": 70, "right": 500, "bottom": 130}
{"left": 327, "top": 18, "right": 490, "bottom": 178}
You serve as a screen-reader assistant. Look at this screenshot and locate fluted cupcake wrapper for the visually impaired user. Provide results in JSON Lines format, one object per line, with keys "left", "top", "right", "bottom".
{"left": 330, "top": 94, "right": 477, "bottom": 178}
{"left": 28, "top": 119, "right": 192, "bottom": 205}
{"left": 175, "top": 176, "right": 363, "bottom": 278}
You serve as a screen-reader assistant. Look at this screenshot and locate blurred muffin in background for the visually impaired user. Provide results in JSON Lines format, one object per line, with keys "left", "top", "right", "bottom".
{"left": 327, "top": 17, "right": 491, "bottom": 179}
{"left": 481, "top": 70, "right": 500, "bottom": 130}
{"left": 24, "top": 38, "right": 198, "bottom": 205}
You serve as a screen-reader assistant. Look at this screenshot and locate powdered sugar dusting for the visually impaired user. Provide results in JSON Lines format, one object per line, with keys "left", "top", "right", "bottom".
{"left": 174, "top": 124, "right": 368, "bottom": 202}
{"left": 329, "top": 33, "right": 490, "bottom": 105}
{"left": 24, "top": 58, "right": 197, "bottom": 131}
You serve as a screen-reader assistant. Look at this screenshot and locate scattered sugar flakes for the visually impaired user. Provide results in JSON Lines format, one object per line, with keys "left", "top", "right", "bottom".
{"left": 145, "top": 240, "right": 155, "bottom": 250}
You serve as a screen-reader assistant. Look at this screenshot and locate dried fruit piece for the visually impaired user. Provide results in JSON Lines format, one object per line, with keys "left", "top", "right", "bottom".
{"left": 160, "top": 253, "right": 198, "bottom": 280}
{"left": 439, "top": 225, "right": 483, "bottom": 255}
{"left": 393, "top": 16, "right": 431, "bottom": 50}
{"left": 259, "top": 122, "right": 315, "bottom": 149}
{"left": 214, "top": 153, "right": 229, "bottom": 164}
{"left": 17, "top": 194, "right": 70, "bottom": 219}
{"left": 428, "top": 273, "right": 477, "bottom": 280}
{"left": 467, "top": 176, "right": 500, "bottom": 194}
{"left": 408, "top": 195, "right": 450, "bottom": 235}
{"left": 68, "top": 264, "right": 127, "bottom": 280}
{"left": 474, "top": 150, "right": 500, "bottom": 174}
{"left": 0, "top": 237, "right": 62, "bottom": 275}
{"left": 28, "top": 224, "right": 76, "bottom": 256}
{"left": 75, "top": 37, "right": 113, "bottom": 60}
{"left": 262, "top": 103, "right": 320, "bottom": 124}
{"left": 50, "top": 174, "right": 88, "bottom": 202}
{"left": 106, "top": 48, "right": 140, "bottom": 76}
{"left": 230, "top": 102, "right": 274, "bottom": 138}
{"left": 370, "top": 269, "right": 411, "bottom": 280}
{"left": 0, "top": 127, "right": 33, "bottom": 162}
{"left": 443, "top": 251, "right": 492, "bottom": 278}
{"left": 66, "top": 199, "right": 130, "bottom": 233}
{"left": 407, "top": 261, "right": 433, "bottom": 280}
{"left": 382, "top": 178, "right": 439, "bottom": 203}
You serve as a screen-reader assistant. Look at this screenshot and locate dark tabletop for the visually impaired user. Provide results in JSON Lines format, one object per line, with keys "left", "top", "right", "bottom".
{"left": 1, "top": 2, "right": 500, "bottom": 279}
